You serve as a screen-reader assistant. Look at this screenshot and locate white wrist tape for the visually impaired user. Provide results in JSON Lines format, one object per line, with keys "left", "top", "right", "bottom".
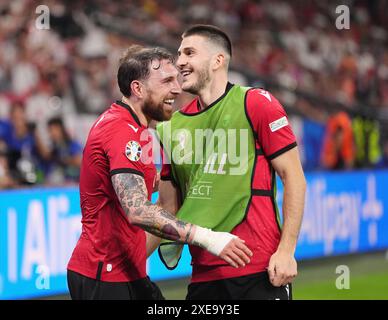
{"left": 192, "top": 226, "right": 237, "bottom": 256}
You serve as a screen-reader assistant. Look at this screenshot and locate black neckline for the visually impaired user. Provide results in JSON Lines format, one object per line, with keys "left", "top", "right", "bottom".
{"left": 180, "top": 82, "right": 234, "bottom": 116}
{"left": 115, "top": 100, "right": 142, "bottom": 126}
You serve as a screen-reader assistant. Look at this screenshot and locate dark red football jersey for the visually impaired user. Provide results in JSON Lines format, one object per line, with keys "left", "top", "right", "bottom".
{"left": 67, "top": 101, "right": 157, "bottom": 282}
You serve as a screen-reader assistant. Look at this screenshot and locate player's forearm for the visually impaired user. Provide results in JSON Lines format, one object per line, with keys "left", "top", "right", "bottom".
{"left": 112, "top": 173, "right": 195, "bottom": 243}
{"left": 132, "top": 200, "right": 196, "bottom": 243}
{"left": 277, "top": 169, "right": 306, "bottom": 254}
{"left": 145, "top": 190, "right": 179, "bottom": 257}
{"left": 112, "top": 173, "right": 241, "bottom": 258}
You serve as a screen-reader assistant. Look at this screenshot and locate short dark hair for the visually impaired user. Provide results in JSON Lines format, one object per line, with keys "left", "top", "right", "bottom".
{"left": 117, "top": 45, "right": 175, "bottom": 97}
{"left": 47, "top": 117, "right": 63, "bottom": 127}
{"left": 182, "top": 24, "right": 232, "bottom": 57}
{"left": 47, "top": 117, "right": 70, "bottom": 142}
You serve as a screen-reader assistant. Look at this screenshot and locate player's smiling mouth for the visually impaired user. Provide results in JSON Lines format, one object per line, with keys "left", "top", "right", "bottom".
{"left": 164, "top": 99, "right": 174, "bottom": 105}
{"left": 181, "top": 69, "right": 192, "bottom": 78}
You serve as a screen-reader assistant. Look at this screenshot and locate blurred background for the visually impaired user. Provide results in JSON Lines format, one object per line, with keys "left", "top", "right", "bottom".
{"left": 0, "top": 0, "right": 387, "bottom": 300}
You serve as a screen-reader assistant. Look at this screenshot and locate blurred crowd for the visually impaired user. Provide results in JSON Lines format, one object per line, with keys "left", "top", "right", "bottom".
{"left": 0, "top": 0, "right": 387, "bottom": 189}
{"left": 0, "top": 102, "right": 82, "bottom": 188}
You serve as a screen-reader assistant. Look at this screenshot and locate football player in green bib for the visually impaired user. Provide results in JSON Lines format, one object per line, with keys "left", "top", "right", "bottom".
{"left": 156, "top": 25, "right": 306, "bottom": 300}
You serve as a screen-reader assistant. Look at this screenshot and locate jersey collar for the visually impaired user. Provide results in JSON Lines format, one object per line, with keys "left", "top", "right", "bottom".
{"left": 196, "top": 82, "right": 234, "bottom": 112}
{"left": 115, "top": 100, "right": 142, "bottom": 126}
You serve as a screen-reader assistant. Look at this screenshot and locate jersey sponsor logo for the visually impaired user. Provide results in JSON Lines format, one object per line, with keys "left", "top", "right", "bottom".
{"left": 128, "top": 124, "right": 139, "bottom": 133}
{"left": 125, "top": 140, "right": 142, "bottom": 162}
{"left": 269, "top": 116, "right": 288, "bottom": 132}
{"left": 186, "top": 181, "right": 213, "bottom": 200}
{"left": 258, "top": 89, "right": 272, "bottom": 102}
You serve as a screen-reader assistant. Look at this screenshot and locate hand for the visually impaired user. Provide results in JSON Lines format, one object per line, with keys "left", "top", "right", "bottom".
{"left": 192, "top": 226, "right": 253, "bottom": 268}
{"left": 218, "top": 236, "right": 253, "bottom": 268}
{"left": 267, "top": 250, "right": 297, "bottom": 287}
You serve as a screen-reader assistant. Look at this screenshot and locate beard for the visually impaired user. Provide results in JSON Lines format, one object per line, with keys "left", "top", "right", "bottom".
{"left": 142, "top": 95, "right": 172, "bottom": 122}
{"left": 184, "top": 63, "right": 211, "bottom": 95}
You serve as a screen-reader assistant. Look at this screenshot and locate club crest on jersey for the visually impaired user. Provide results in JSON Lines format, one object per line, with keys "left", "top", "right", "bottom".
{"left": 125, "top": 141, "right": 142, "bottom": 162}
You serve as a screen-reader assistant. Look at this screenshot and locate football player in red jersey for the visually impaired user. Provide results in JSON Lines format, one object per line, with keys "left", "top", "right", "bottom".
{"left": 66, "top": 45, "right": 252, "bottom": 300}
{"left": 158, "top": 25, "right": 306, "bottom": 300}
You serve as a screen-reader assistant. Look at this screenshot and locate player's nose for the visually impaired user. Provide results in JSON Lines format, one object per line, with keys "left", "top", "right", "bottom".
{"left": 176, "top": 55, "right": 186, "bottom": 69}
{"left": 171, "top": 79, "right": 182, "bottom": 95}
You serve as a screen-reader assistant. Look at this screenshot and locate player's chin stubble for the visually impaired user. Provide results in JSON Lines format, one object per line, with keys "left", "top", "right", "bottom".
{"left": 184, "top": 66, "right": 210, "bottom": 95}
{"left": 143, "top": 99, "right": 172, "bottom": 122}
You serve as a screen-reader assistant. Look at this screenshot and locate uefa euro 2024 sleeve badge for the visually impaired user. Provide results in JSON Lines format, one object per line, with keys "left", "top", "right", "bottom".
{"left": 125, "top": 141, "right": 142, "bottom": 162}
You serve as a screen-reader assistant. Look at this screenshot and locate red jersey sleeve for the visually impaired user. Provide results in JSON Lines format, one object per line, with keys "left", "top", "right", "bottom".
{"left": 246, "top": 88, "right": 297, "bottom": 159}
{"left": 106, "top": 123, "right": 145, "bottom": 177}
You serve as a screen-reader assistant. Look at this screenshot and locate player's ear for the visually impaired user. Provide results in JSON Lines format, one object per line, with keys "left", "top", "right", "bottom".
{"left": 212, "top": 53, "right": 225, "bottom": 71}
{"left": 130, "top": 80, "right": 143, "bottom": 98}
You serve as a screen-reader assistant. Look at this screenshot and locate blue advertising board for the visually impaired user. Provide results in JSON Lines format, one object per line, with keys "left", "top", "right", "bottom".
{"left": 1, "top": 169, "right": 388, "bottom": 299}
{"left": 0, "top": 188, "right": 190, "bottom": 299}
{"left": 276, "top": 170, "right": 388, "bottom": 259}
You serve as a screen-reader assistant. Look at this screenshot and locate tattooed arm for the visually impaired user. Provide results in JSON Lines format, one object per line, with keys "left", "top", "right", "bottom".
{"left": 111, "top": 173, "right": 253, "bottom": 267}
{"left": 145, "top": 179, "right": 181, "bottom": 257}
{"left": 112, "top": 173, "right": 192, "bottom": 243}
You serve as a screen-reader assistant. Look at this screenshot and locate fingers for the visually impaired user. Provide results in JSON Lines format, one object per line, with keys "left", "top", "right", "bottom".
{"left": 268, "top": 267, "right": 297, "bottom": 287}
{"left": 219, "top": 238, "right": 253, "bottom": 268}
{"left": 235, "top": 239, "right": 253, "bottom": 259}
{"left": 267, "top": 252, "right": 298, "bottom": 287}
{"left": 226, "top": 251, "right": 246, "bottom": 268}
{"left": 271, "top": 272, "right": 286, "bottom": 287}
{"left": 231, "top": 238, "right": 253, "bottom": 265}
{"left": 222, "top": 255, "right": 238, "bottom": 268}
{"left": 283, "top": 271, "right": 297, "bottom": 286}
{"left": 267, "top": 259, "right": 276, "bottom": 285}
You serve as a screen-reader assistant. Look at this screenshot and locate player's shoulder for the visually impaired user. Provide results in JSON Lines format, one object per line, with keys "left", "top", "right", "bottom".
{"left": 93, "top": 107, "right": 142, "bottom": 141}
{"left": 245, "top": 87, "right": 284, "bottom": 115}
{"left": 246, "top": 88, "right": 280, "bottom": 106}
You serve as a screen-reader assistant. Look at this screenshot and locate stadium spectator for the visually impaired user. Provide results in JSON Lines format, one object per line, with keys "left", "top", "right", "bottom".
{"left": 45, "top": 117, "right": 82, "bottom": 185}
{"left": 321, "top": 111, "right": 355, "bottom": 170}
{"left": 353, "top": 116, "right": 382, "bottom": 168}
{"left": 0, "top": 139, "right": 16, "bottom": 189}
{"left": 377, "top": 140, "right": 388, "bottom": 168}
{"left": 2, "top": 101, "right": 48, "bottom": 185}
{"left": 0, "top": 0, "right": 387, "bottom": 181}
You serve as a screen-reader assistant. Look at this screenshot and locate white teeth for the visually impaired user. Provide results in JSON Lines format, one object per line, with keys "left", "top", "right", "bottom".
{"left": 164, "top": 99, "right": 174, "bottom": 105}
{"left": 182, "top": 70, "right": 191, "bottom": 77}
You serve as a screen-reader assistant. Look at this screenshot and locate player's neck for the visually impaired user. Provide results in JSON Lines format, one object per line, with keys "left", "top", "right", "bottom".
{"left": 121, "top": 96, "right": 149, "bottom": 127}
{"left": 197, "top": 75, "right": 228, "bottom": 110}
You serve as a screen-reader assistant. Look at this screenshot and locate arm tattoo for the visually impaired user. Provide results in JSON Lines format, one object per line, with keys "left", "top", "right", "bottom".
{"left": 111, "top": 173, "right": 194, "bottom": 243}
